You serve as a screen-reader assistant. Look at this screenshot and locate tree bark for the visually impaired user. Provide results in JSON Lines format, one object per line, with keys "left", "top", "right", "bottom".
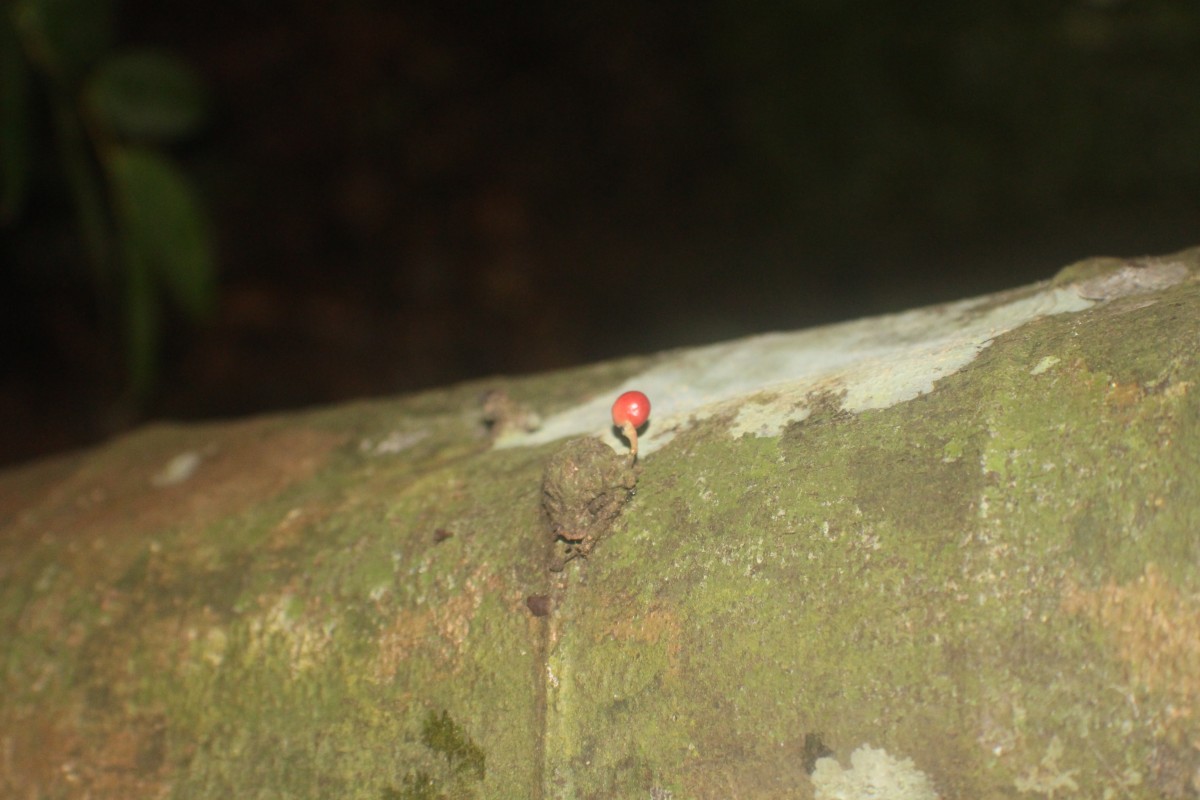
{"left": 2, "top": 248, "right": 1199, "bottom": 799}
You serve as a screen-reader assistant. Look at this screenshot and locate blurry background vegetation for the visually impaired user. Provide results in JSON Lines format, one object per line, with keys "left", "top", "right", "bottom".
{"left": 1, "top": 0, "right": 1198, "bottom": 467}
{"left": 2, "top": 0, "right": 214, "bottom": 406}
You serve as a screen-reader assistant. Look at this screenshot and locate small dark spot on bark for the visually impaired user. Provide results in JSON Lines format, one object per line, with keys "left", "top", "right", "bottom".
{"left": 802, "top": 732, "right": 834, "bottom": 774}
{"left": 525, "top": 594, "right": 552, "bottom": 617}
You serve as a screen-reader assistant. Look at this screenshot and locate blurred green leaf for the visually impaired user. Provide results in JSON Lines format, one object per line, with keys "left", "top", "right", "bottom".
{"left": 53, "top": 93, "right": 114, "bottom": 287}
{"left": 108, "top": 147, "right": 216, "bottom": 320}
{"left": 0, "top": 7, "right": 31, "bottom": 222}
{"left": 121, "top": 242, "right": 159, "bottom": 401}
{"left": 88, "top": 50, "right": 207, "bottom": 141}
{"left": 9, "top": 0, "right": 216, "bottom": 403}
{"left": 13, "top": 0, "right": 114, "bottom": 79}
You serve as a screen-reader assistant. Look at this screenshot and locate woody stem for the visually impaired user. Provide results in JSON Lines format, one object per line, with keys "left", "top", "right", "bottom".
{"left": 621, "top": 420, "right": 639, "bottom": 459}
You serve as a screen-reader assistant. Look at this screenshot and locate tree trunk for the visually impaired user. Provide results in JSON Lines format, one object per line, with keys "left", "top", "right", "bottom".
{"left": 2, "top": 248, "right": 1199, "bottom": 799}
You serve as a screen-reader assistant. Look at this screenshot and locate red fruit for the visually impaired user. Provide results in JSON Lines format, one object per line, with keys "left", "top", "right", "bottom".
{"left": 612, "top": 391, "right": 651, "bottom": 459}
{"left": 612, "top": 391, "right": 651, "bottom": 428}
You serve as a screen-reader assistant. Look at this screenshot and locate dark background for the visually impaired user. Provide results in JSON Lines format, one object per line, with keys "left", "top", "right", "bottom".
{"left": 3, "top": 0, "right": 1198, "bottom": 468}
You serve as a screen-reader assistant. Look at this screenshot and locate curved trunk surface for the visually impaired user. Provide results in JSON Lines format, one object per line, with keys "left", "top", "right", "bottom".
{"left": 2, "top": 249, "right": 1199, "bottom": 799}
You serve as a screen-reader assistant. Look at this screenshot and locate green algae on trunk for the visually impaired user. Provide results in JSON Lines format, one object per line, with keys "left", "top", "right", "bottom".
{"left": 1, "top": 248, "right": 1199, "bottom": 799}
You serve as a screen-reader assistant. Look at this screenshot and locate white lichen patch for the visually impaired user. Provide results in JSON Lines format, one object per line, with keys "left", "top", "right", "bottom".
{"left": 498, "top": 284, "right": 1092, "bottom": 456}
{"left": 151, "top": 450, "right": 204, "bottom": 486}
{"left": 1029, "top": 355, "right": 1060, "bottom": 376}
{"left": 1072, "top": 259, "right": 1188, "bottom": 300}
{"left": 360, "top": 429, "right": 430, "bottom": 455}
{"left": 811, "top": 744, "right": 940, "bottom": 800}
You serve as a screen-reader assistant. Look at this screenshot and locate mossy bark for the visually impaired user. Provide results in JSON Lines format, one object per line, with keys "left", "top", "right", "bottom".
{"left": 2, "top": 249, "right": 1199, "bottom": 799}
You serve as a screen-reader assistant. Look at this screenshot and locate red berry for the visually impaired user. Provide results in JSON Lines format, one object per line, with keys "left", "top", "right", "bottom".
{"left": 612, "top": 390, "right": 651, "bottom": 429}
